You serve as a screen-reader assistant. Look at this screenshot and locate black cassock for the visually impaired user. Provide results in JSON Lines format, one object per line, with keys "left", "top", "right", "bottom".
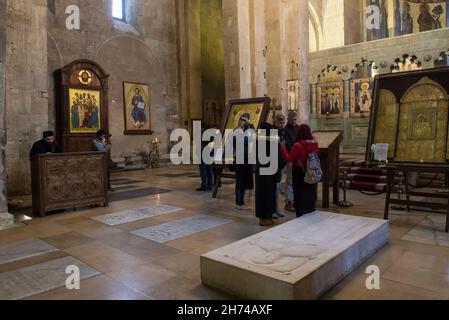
{"left": 255, "top": 124, "right": 285, "bottom": 220}
{"left": 29, "top": 140, "right": 61, "bottom": 158}
{"left": 255, "top": 170, "right": 277, "bottom": 220}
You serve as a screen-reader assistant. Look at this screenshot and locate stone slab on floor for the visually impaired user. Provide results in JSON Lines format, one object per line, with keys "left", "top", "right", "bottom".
{"left": 401, "top": 214, "right": 449, "bottom": 247}
{"left": 0, "top": 239, "right": 58, "bottom": 265}
{"left": 91, "top": 204, "right": 184, "bottom": 226}
{"left": 0, "top": 256, "right": 100, "bottom": 300}
{"left": 201, "top": 211, "right": 389, "bottom": 300}
{"left": 0, "top": 212, "right": 14, "bottom": 230}
{"left": 132, "top": 214, "right": 231, "bottom": 243}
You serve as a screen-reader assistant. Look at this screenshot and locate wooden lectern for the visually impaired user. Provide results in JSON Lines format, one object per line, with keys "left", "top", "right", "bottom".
{"left": 31, "top": 152, "right": 109, "bottom": 216}
{"left": 313, "top": 131, "right": 344, "bottom": 209}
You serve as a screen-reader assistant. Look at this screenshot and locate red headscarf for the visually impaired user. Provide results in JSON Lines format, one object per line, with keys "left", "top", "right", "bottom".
{"left": 296, "top": 124, "right": 314, "bottom": 142}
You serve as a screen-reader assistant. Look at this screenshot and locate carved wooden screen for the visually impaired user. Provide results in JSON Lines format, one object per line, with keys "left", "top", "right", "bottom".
{"left": 55, "top": 60, "right": 109, "bottom": 152}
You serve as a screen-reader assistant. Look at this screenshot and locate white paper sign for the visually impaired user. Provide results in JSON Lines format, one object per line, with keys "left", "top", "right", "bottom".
{"left": 373, "top": 144, "right": 389, "bottom": 161}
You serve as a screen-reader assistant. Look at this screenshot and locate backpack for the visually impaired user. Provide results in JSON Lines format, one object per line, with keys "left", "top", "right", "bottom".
{"left": 304, "top": 152, "right": 322, "bottom": 184}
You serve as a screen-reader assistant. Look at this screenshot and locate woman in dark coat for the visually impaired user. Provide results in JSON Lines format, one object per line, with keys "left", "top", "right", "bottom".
{"left": 281, "top": 124, "right": 320, "bottom": 217}
{"left": 255, "top": 122, "right": 278, "bottom": 226}
{"left": 234, "top": 115, "right": 254, "bottom": 210}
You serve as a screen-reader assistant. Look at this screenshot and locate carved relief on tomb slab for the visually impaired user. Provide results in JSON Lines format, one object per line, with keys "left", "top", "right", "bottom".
{"left": 234, "top": 238, "right": 327, "bottom": 274}
{"left": 223, "top": 213, "right": 369, "bottom": 276}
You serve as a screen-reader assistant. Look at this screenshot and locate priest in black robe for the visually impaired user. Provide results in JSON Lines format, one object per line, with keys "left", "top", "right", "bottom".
{"left": 30, "top": 131, "right": 61, "bottom": 158}
{"left": 255, "top": 122, "right": 285, "bottom": 227}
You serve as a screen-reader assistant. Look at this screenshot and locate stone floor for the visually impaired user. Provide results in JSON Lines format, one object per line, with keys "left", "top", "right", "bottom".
{"left": 1, "top": 165, "right": 449, "bottom": 300}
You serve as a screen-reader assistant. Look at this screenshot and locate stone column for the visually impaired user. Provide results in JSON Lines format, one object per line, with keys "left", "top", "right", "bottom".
{"left": 0, "top": 0, "right": 13, "bottom": 228}
{"left": 177, "top": 0, "right": 202, "bottom": 130}
{"left": 250, "top": 0, "right": 267, "bottom": 97}
{"left": 297, "top": 0, "right": 310, "bottom": 124}
{"left": 265, "top": 0, "right": 282, "bottom": 103}
{"left": 223, "top": 0, "right": 252, "bottom": 100}
{"left": 5, "top": 0, "right": 48, "bottom": 195}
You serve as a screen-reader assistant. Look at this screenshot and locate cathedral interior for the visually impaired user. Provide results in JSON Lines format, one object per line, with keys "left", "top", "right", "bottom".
{"left": 1, "top": 0, "right": 449, "bottom": 302}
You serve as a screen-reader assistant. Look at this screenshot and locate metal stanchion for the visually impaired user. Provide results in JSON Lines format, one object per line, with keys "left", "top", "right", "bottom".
{"left": 391, "top": 172, "right": 406, "bottom": 210}
{"left": 338, "top": 171, "right": 354, "bottom": 208}
{"left": 438, "top": 172, "right": 449, "bottom": 194}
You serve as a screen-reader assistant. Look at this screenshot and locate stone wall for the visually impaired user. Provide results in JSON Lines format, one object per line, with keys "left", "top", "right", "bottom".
{"left": 5, "top": 0, "right": 49, "bottom": 195}
{"left": 0, "top": 0, "right": 9, "bottom": 212}
{"left": 309, "top": 28, "right": 449, "bottom": 149}
{"left": 5, "top": 0, "right": 180, "bottom": 195}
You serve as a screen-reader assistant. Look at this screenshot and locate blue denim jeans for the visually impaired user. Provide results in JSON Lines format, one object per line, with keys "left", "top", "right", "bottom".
{"left": 235, "top": 187, "right": 246, "bottom": 206}
{"left": 199, "top": 163, "right": 214, "bottom": 189}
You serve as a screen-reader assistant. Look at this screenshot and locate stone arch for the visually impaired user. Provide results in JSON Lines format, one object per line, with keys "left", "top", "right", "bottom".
{"left": 309, "top": 1, "right": 323, "bottom": 52}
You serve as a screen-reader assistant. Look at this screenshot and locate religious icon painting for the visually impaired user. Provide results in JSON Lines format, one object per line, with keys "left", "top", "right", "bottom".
{"left": 287, "top": 79, "right": 300, "bottom": 111}
{"left": 78, "top": 69, "right": 93, "bottom": 85}
{"left": 317, "top": 82, "right": 344, "bottom": 119}
{"left": 351, "top": 78, "right": 374, "bottom": 118}
{"left": 221, "top": 97, "right": 271, "bottom": 145}
{"left": 123, "top": 82, "right": 152, "bottom": 135}
{"left": 69, "top": 88, "right": 101, "bottom": 133}
{"left": 203, "top": 99, "right": 225, "bottom": 129}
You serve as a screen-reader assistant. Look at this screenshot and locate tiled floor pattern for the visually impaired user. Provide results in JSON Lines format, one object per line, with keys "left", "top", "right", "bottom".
{"left": 0, "top": 165, "right": 448, "bottom": 300}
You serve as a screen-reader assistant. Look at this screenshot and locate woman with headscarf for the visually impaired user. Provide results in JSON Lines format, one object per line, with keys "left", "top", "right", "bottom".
{"left": 280, "top": 124, "right": 319, "bottom": 217}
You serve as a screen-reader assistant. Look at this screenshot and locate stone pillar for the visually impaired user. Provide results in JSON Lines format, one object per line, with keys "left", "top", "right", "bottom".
{"left": 265, "top": 0, "right": 282, "bottom": 103}
{"left": 250, "top": 0, "right": 267, "bottom": 97}
{"left": 223, "top": 0, "right": 252, "bottom": 100}
{"left": 297, "top": 0, "right": 310, "bottom": 124}
{"left": 0, "top": 0, "right": 13, "bottom": 227}
{"left": 177, "top": 0, "right": 202, "bottom": 130}
{"left": 5, "top": 0, "right": 48, "bottom": 195}
{"left": 344, "top": 0, "right": 363, "bottom": 45}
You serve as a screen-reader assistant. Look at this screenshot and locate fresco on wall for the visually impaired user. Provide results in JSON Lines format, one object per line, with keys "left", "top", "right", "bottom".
{"left": 366, "top": 0, "right": 447, "bottom": 41}
{"left": 394, "top": 0, "right": 447, "bottom": 35}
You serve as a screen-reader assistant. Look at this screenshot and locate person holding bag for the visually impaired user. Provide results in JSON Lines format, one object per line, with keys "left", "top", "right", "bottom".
{"left": 280, "top": 124, "right": 320, "bottom": 217}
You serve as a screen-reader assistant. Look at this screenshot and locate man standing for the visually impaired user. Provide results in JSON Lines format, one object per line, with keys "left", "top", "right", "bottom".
{"left": 197, "top": 125, "right": 215, "bottom": 192}
{"left": 30, "top": 131, "right": 61, "bottom": 158}
{"left": 282, "top": 111, "right": 299, "bottom": 212}
{"left": 92, "top": 130, "right": 113, "bottom": 191}
{"left": 273, "top": 113, "right": 287, "bottom": 219}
